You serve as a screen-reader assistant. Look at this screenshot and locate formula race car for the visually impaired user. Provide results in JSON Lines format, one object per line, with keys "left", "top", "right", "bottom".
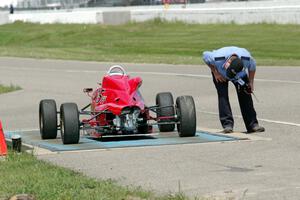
{"left": 39, "top": 65, "right": 196, "bottom": 144}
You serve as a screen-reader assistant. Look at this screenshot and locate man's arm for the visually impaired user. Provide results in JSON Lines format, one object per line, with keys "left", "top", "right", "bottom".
{"left": 208, "top": 64, "right": 226, "bottom": 83}
{"left": 248, "top": 70, "right": 255, "bottom": 92}
{"left": 248, "top": 58, "right": 257, "bottom": 92}
{"left": 203, "top": 51, "right": 226, "bottom": 83}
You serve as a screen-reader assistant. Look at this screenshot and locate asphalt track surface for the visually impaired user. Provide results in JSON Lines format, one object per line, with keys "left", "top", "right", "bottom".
{"left": 0, "top": 57, "right": 300, "bottom": 199}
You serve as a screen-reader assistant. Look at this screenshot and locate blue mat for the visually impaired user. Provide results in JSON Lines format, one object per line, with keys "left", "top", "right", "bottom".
{"left": 5, "top": 130, "right": 240, "bottom": 152}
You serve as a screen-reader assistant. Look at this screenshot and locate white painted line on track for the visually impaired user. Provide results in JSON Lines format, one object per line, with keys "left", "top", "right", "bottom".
{"left": 135, "top": 72, "right": 300, "bottom": 84}
{"left": 254, "top": 78, "right": 300, "bottom": 84}
{"left": 200, "top": 111, "right": 300, "bottom": 127}
{"left": 1, "top": 66, "right": 300, "bottom": 84}
{"left": 5, "top": 128, "right": 40, "bottom": 142}
{"left": 256, "top": 118, "right": 300, "bottom": 127}
{"left": 0, "top": 66, "right": 105, "bottom": 74}
{"left": 6, "top": 128, "right": 39, "bottom": 133}
{"left": 132, "top": 71, "right": 212, "bottom": 78}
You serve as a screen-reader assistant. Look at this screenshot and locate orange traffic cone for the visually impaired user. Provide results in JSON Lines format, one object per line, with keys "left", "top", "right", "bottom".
{"left": 0, "top": 120, "right": 7, "bottom": 156}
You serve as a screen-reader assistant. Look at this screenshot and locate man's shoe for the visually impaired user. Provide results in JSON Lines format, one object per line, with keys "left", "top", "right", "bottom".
{"left": 223, "top": 127, "right": 233, "bottom": 133}
{"left": 247, "top": 125, "right": 265, "bottom": 133}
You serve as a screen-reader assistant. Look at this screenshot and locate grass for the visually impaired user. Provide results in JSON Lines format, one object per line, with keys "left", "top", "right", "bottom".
{"left": 0, "top": 151, "right": 189, "bottom": 200}
{"left": 0, "top": 84, "right": 21, "bottom": 94}
{"left": 0, "top": 20, "right": 300, "bottom": 66}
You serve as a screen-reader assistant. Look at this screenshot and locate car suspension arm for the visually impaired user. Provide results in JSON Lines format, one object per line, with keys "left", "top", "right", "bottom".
{"left": 81, "top": 103, "right": 91, "bottom": 112}
{"left": 148, "top": 105, "right": 175, "bottom": 113}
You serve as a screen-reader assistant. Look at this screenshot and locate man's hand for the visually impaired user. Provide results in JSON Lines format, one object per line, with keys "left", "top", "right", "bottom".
{"left": 213, "top": 70, "right": 227, "bottom": 83}
{"left": 249, "top": 80, "right": 254, "bottom": 92}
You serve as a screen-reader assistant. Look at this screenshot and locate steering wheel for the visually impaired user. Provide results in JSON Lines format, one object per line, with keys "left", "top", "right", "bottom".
{"left": 107, "top": 65, "right": 127, "bottom": 76}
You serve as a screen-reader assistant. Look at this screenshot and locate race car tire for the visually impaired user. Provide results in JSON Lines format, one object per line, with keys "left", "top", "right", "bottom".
{"left": 39, "top": 99, "right": 57, "bottom": 139}
{"left": 156, "top": 92, "right": 175, "bottom": 132}
{"left": 60, "top": 103, "right": 80, "bottom": 144}
{"left": 176, "top": 96, "right": 196, "bottom": 137}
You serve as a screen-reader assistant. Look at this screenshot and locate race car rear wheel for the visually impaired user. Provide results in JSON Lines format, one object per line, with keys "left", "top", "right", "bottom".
{"left": 156, "top": 92, "right": 175, "bottom": 132}
{"left": 39, "top": 99, "right": 57, "bottom": 139}
{"left": 60, "top": 103, "right": 80, "bottom": 144}
{"left": 176, "top": 96, "right": 196, "bottom": 137}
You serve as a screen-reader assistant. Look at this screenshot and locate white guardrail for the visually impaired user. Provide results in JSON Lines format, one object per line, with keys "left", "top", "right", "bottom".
{"left": 2, "top": 0, "right": 300, "bottom": 24}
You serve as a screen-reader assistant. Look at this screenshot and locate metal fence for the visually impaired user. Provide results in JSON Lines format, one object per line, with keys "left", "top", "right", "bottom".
{"left": 14, "top": 0, "right": 207, "bottom": 9}
{"left": 11, "top": 0, "right": 261, "bottom": 10}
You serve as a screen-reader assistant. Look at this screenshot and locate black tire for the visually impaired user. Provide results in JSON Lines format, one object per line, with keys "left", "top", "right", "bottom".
{"left": 156, "top": 92, "right": 175, "bottom": 132}
{"left": 39, "top": 99, "right": 57, "bottom": 139}
{"left": 60, "top": 103, "right": 80, "bottom": 144}
{"left": 176, "top": 96, "right": 196, "bottom": 137}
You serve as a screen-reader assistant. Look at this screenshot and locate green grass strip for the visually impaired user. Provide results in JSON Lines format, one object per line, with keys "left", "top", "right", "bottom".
{"left": 0, "top": 20, "right": 299, "bottom": 66}
{"left": 0, "top": 151, "right": 188, "bottom": 200}
{"left": 0, "top": 84, "right": 21, "bottom": 94}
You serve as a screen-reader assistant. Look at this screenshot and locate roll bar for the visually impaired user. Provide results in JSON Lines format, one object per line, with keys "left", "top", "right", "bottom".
{"left": 107, "top": 65, "right": 127, "bottom": 76}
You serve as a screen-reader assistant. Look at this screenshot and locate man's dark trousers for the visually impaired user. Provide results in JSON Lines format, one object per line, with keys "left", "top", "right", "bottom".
{"left": 212, "top": 74, "right": 258, "bottom": 131}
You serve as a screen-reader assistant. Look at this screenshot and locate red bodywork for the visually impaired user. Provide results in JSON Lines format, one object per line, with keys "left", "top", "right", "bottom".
{"left": 91, "top": 74, "right": 144, "bottom": 116}
{"left": 82, "top": 68, "right": 152, "bottom": 137}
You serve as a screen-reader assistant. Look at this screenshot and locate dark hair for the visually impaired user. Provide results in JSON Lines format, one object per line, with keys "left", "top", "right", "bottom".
{"left": 226, "top": 57, "right": 244, "bottom": 78}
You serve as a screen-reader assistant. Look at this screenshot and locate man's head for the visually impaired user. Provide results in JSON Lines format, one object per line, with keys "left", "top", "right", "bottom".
{"left": 226, "top": 56, "right": 244, "bottom": 79}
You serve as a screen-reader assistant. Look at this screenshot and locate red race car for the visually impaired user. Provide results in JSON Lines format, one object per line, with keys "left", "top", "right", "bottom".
{"left": 39, "top": 65, "right": 196, "bottom": 144}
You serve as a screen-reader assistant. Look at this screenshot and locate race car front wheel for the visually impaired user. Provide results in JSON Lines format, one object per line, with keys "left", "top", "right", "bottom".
{"left": 176, "top": 96, "right": 196, "bottom": 137}
{"left": 60, "top": 103, "right": 80, "bottom": 144}
{"left": 156, "top": 92, "right": 175, "bottom": 132}
{"left": 39, "top": 99, "right": 57, "bottom": 139}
